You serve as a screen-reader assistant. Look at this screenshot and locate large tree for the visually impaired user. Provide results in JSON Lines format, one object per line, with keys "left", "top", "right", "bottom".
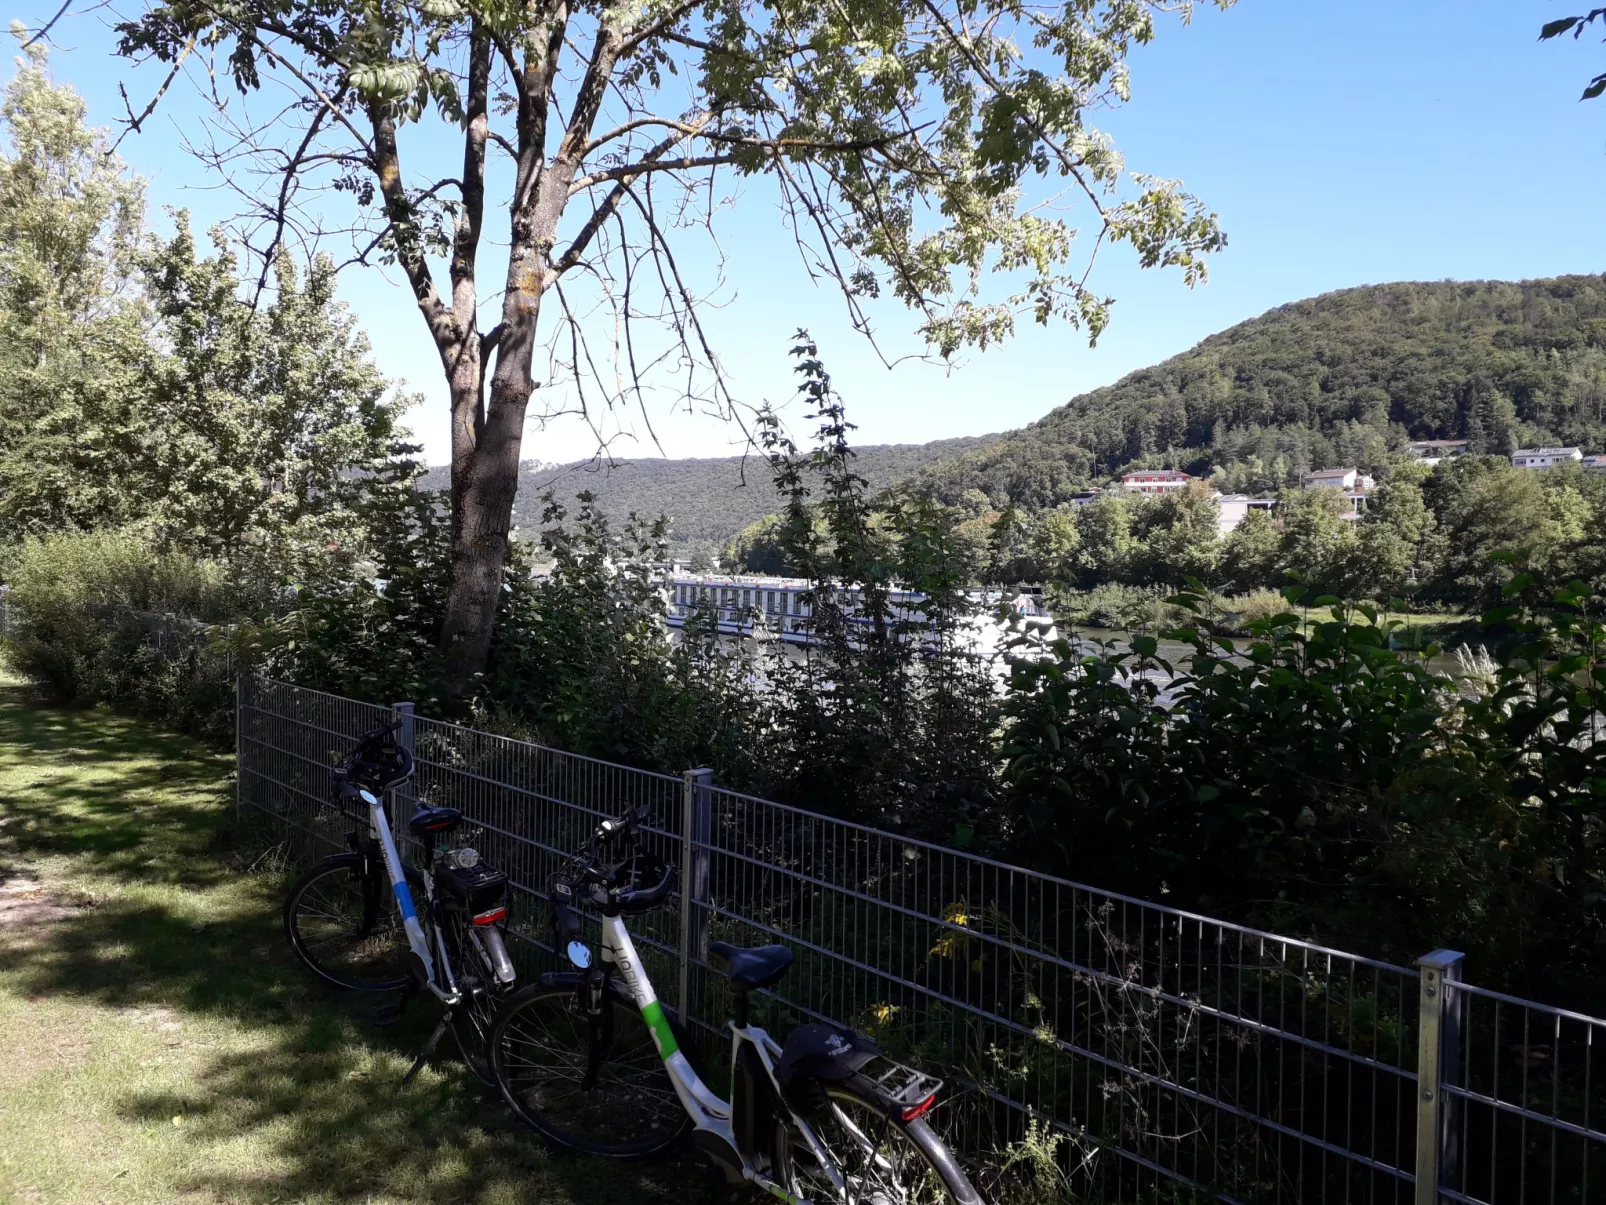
{"left": 116, "top": 0, "right": 1229, "bottom": 696}
{"left": 0, "top": 42, "right": 417, "bottom": 569}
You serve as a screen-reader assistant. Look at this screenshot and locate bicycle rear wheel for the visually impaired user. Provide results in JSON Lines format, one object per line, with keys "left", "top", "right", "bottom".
{"left": 774, "top": 1086, "right": 982, "bottom": 1205}
{"left": 488, "top": 980, "right": 690, "bottom": 1159}
{"left": 283, "top": 856, "right": 411, "bottom": 992}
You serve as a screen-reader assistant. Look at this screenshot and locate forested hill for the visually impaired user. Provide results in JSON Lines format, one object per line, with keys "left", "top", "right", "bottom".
{"left": 914, "top": 275, "right": 1606, "bottom": 508}
{"left": 422, "top": 435, "right": 992, "bottom": 548}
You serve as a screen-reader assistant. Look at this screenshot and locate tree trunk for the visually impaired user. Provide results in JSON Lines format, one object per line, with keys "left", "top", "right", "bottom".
{"left": 438, "top": 271, "right": 546, "bottom": 699}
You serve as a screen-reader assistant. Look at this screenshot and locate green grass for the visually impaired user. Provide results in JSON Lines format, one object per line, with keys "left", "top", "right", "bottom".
{"left": 0, "top": 667, "right": 707, "bottom": 1204}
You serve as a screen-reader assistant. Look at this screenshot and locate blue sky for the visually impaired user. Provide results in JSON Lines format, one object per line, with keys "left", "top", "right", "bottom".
{"left": 13, "top": 0, "right": 1606, "bottom": 465}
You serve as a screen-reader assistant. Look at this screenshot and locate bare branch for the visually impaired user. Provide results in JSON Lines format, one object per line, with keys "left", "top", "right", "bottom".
{"left": 110, "top": 34, "right": 195, "bottom": 154}
{"left": 569, "top": 153, "right": 741, "bottom": 191}
{"left": 22, "top": 0, "right": 72, "bottom": 48}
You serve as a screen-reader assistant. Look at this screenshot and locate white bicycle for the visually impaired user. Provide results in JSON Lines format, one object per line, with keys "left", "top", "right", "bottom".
{"left": 486, "top": 805, "right": 984, "bottom": 1204}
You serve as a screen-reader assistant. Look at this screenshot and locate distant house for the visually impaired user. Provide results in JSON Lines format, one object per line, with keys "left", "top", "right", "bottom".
{"left": 1213, "top": 493, "right": 1276, "bottom": 537}
{"left": 1511, "top": 447, "right": 1583, "bottom": 470}
{"left": 1303, "top": 467, "right": 1374, "bottom": 492}
{"left": 1067, "top": 490, "right": 1103, "bottom": 506}
{"left": 1409, "top": 439, "right": 1470, "bottom": 466}
{"left": 1584, "top": 455, "right": 1606, "bottom": 474}
{"left": 1120, "top": 470, "right": 1190, "bottom": 495}
{"left": 1303, "top": 467, "right": 1372, "bottom": 522}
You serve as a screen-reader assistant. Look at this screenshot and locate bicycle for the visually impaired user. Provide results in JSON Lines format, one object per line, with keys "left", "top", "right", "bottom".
{"left": 486, "top": 805, "right": 983, "bottom": 1204}
{"left": 281, "top": 720, "right": 518, "bottom": 1083}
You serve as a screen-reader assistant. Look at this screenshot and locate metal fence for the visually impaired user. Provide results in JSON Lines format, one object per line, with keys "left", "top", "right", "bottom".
{"left": 236, "top": 673, "right": 1606, "bottom": 1204}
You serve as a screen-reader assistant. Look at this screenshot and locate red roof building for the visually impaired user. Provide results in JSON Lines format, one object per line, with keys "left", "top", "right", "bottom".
{"left": 1120, "top": 470, "right": 1191, "bottom": 495}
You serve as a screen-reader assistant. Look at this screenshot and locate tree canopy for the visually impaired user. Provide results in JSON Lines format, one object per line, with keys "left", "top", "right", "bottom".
{"left": 113, "top": 0, "right": 1231, "bottom": 696}
{"left": 0, "top": 46, "right": 418, "bottom": 577}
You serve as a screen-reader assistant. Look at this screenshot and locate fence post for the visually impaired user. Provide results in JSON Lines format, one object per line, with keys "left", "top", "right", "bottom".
{"left": 679, "top": 768, "right": 714, "bottom": 1020}
{"left": 234, "top": 673, "right": 244, "bottom": 822}
{"left": 1415, "top": 948, "right": 1466, "bottom": 1205}
{"left": 392, "top": 702, "right": 416, "bottom": 850}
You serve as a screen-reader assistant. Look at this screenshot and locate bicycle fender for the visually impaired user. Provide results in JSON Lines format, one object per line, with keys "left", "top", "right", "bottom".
{"left": 773, "top": 1023, "right": 881, "bottom": 1117}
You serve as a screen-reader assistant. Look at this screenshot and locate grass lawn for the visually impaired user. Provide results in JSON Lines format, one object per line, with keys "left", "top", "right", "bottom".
{"left": 0, "top": 668, "right": 706, "bottom": 1204}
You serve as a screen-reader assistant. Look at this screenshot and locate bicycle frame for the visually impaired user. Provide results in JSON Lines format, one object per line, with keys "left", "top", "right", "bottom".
{"left": 596, "top": 912, "right": 844, "bottom": 1205}
{"left": 357, "top": 787, "right": 461, "bottom": 1005}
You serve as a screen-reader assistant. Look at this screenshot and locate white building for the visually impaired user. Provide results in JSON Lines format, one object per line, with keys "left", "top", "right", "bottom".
{"left": 1213, "top": 494, "right": 1276, "bottom": 537}
{"left": 1511, "top": 447, "right": 1583, "bottom": 470}
{"left": 1302, "top": 467, "right": 1374, "bottom": 492}
{"left": 1302, "top": 468, "right": 1372, "bottom": 522}
{"left": 1409, "top": 439, "right": 1470, "bottom": 466}
{"left": 1583, "top": 455, "right": 1606, "bottom": 474}
{"left": 1120, "top": 470, "right": 1191, "bottom": 495}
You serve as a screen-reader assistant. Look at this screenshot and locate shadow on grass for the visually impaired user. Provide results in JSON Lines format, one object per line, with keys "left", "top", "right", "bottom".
{"left": 0, "top": 683, "right": 708, "bottom": 1204}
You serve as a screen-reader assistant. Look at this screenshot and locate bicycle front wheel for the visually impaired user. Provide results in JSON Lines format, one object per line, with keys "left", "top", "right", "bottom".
{"left": 283, "top": 856, "right": 411, "bottom": 992}
{"left": 774, "top": 1086, "right": 982, "bottom": 1205}
{"left": 488, "top": 980, "right": 690, "bottom": 1159}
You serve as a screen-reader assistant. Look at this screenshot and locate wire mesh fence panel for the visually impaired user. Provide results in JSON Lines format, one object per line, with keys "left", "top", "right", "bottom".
{"left": 237, "top": 675, "right": 394, "bottom": 853}
{"left": 1440, "top": 981, "right": 1606, "bottom": 1205}
{"left": 682, "top": 785, "right": 1422, "bottom": 1205}
{"left": 236, "top": 675, "right": 1606, "bottom": 1205}
{"left": 402, "top": 714, "right": 686, "bottom": 986}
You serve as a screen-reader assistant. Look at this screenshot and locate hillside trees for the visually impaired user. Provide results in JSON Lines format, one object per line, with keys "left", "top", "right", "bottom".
{"left": 115, "top": 0, "right": 1231, "bottom": 698}
{"left": 914, "top": 277, "right": 1606, "bottom": 510}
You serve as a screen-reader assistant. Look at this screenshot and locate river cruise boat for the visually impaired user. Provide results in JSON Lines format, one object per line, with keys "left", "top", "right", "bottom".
{"left": 662, "top": 572, "right": 1058, "bottom": 658}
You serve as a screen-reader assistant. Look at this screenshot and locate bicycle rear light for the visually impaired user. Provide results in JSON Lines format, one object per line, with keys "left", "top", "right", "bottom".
{"left": 901, "top": 1091, "right": 939, "bottom": 1121}
{"left": 472, "top": 905, "right": 507, "bottom": 925}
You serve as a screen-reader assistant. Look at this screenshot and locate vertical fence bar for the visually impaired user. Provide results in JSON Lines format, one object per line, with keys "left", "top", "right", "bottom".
{"left": 392, "top": 701, "right": 415, "bottom": 849}
{"left": 1416, "top": 949, "right": 1466, "bottom": 1205}
{"left": 679, "top": 767, "right": 713, "bottom": 1019}
{"left": 234, "top": 672, "right": 244, "bottom": 822}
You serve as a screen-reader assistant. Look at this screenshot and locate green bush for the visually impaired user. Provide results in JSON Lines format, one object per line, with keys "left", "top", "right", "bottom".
{"left": 2, "top": 528, "right": 241, "bottom": 738}
{"left": 1003, "top": 578, "right": 1606, "bottom": 997}
{"left": 1049, "top": 583, "right": 1187, "bottom": 630}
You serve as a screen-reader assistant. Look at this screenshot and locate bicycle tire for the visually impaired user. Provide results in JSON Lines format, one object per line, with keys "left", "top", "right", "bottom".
{"left": 283, "top": 855, "right": 411, "bottom": 992}
{"left": 773, "top": 1085, "right": 983, "bottom": 1205}
{"left": 442, "top": 912, "right": 507, "bottom": 1085}
{"left": 488, "top": 979, "right": 691, "bottom": 1159}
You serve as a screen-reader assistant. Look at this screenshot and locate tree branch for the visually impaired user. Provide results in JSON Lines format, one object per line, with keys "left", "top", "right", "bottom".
{"left": 110, "top": 34, "right": 196, "bottom": 154}
{"left": 569, "top": 153, "right": 742, "bottom": 191}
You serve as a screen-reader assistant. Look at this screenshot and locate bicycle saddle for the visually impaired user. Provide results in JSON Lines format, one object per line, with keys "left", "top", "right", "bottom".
{"left": 708, "top": 940, "right": 793, "bottom": 990}
{"left": 409, "top": 806, "right": 463, "bottom": 835}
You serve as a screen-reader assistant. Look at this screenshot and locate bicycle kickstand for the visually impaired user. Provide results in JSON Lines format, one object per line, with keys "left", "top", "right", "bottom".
{"left": 400, "top": 1008, "right": 452, "bottom": 1086}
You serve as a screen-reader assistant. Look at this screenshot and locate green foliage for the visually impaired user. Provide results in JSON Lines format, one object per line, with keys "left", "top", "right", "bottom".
{"left": 418, "top": 437, "right": 997, "bottom": 558}
{"left": 916, "top": 276, "right": 1606, "bottom": 508}
{"left": 0, "top": 46, "right": 419, "bottom": 573}
{"left": 118, "top": 0, "right": 1229, "bottom": 359}
{"left": 236, "top": 490, "right": 456, "bottom": 713}
{"left": 1002, "top": 578, "right": 1606, "bottom": 990}
{"left": 1, "top": 529, "right": 240, "bottom": 737}
{"left": 726, "top": 339, "right": 999, "bottom": 840}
